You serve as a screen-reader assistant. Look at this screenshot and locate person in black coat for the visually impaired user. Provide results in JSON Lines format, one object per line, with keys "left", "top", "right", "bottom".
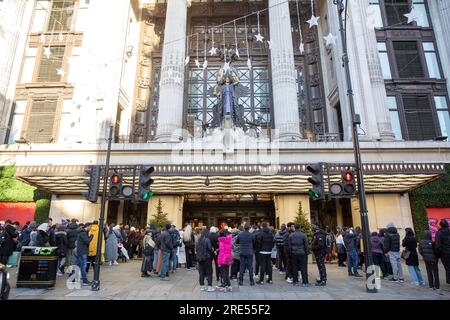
{"left": 282, "top": 222, "right": 295, "bottom": 282}
{"left": 255, "top": 223, "right": 275, "bottom": 285}
{"left": 55, "top": 224, "right": 68, "bottom": 275}
{"left": 0, "top": 222, "right": 19, "bottom": 264}
{"left": 35, "top": 223, "right": 50, "bottom": 247}
{"left": 236, "top": 223, "right": 256, "bottom": 286}
{"left": 289, "top": 224, "right": 310, "bottom": 286}
{"left": 76, "top": 223, "right": 94, "bottom": 285}
{"left": 419, "top": 230, "right": 439, "bottom": 290}
{"left": 312, "top": 225, "right": 328, "bottom": 286}
{"left": 209, "top": 227, "right": 220, "bottom": 283}
{"left": 435, "top": 219, "right": 450, "bottom": 285}
{"left": 402, "top": 228, "right": 425, "bottom": 286}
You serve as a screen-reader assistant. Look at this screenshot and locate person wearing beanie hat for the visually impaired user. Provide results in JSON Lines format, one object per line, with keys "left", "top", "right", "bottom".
{"left": 158, "top": 223, "right": 174, "bottom": 280}
{"left": 209, "top": 226, "right": 220, "bottom": 284}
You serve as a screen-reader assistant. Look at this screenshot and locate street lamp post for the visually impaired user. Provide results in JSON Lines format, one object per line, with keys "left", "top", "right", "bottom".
{"left": 91, "top": 126, "right": 114, "bottom": 291}
{"left": 332, "top": 0, "right": 377, "bottom": 293}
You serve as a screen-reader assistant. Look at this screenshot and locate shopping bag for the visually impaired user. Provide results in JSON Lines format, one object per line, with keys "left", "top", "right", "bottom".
{"left": 156, "top": 249, "right": 162, "bottom": 273}
{"left": 120, "top": 246, "right": 130, "bottom": 260}
{"left": 7, "top": 251, "right": 20, "bottom": 267}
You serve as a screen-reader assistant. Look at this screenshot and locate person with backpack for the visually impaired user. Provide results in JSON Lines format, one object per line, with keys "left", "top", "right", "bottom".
{"left": 169, "top": 225, "right": 181, "bottom": 273}
{"left": 0, "top": 221, "right": 19, "bottom": 265}
{"left": 141, "top": 229, "right": 155, "bottom": 277}
{"left": 159, "top": 224, "right": 174, "bottom": 281}
{"left": 419, "top": 230, "right": 440, "bottom": 290}
{"left": 435, "top": 219, "right": 450, "bottom": 285}
{"left": 197, "top": 228, "right": 215, "bottom": 292}
{"left": 18, "top": 221, "right": 36, "bottom": 249}
{"left": 311, "top": 225, "right": 327, "bottom": 286}
{"left": 183, "top": 224, "right": 195, "bottom": 270}
{"left": 275, "top": 224, "right": 287, "bottom": 273}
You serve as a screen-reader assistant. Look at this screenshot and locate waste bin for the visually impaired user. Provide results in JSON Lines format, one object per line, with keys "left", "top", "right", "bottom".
{"left": 17, "top": 247, "right": 58, "bottom": 288}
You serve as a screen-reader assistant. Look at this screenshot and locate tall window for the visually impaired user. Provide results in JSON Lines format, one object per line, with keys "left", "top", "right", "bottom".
{"left": 187, "top": 66, "right": 271, "bottom": 130}
{"left": 386, "top": 96, "right": 403, "bottom": 140}
{"left": 384, "top": 0, "right": 410, "bottom": 26}
{"left": 423, "top": 42, "right": 441, "bottom": 79}
{"left": 37, "top": 46, "right": 65, "bottom": 82}
{"left": 369, "top": 0, "right": 384, "bottom": 28}
{"left": 47, "top": 0, "right": 74, "bottom": 32}
{"left": 7, "top": 101, "right": 26, "bottom": 144}
{"left": 434, "top": 96, "right": 450, "bottom": 138}
{"left": 411, "top": 0, "right": 430, "bottom": 27}
{"left": 26, "top": 100, "right": 58, "bottom": 143}
{"left": 402, "top": 95, "right": 436, "bottom": 140}
{"left": 393, "top": 41, "right": 424, "bottom": 78}
{"left": 377, "top": 42, "right": 392, "bottom": 79}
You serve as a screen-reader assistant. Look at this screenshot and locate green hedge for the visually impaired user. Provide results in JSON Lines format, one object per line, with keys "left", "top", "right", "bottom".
{"left": 409, "top": 164, "right": 450, "bottom": 240}
{"left": 0, "top": 165, "right": 51, "bottom": 222}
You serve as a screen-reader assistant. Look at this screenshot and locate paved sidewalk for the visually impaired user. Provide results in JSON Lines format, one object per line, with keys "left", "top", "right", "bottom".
{"left": 7, "top": 260, "right": 450, "bottom": 300}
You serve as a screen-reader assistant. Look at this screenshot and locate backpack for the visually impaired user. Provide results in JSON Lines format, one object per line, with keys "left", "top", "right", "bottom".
{"left": 313, "top": 234, "right": 326, "bottom": 252}
{"left": 172, "top": 231, "right": 182, "bottom": 248}
{"left": 326, "top": 234, "right": 332, "bottom": 252}
{"left": 0, "top": 230, "right": 9, "bottom": 247}
{"left": 196, "top": 237, "right": 208, "bottom": 262}
{"left": 142, "top": 243, "right": 153, "bottom": 257}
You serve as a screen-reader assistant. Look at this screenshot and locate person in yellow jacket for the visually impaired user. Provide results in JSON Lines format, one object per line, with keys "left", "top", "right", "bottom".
{"left": 87, "top": 221, "right": 105, "bottom": 273}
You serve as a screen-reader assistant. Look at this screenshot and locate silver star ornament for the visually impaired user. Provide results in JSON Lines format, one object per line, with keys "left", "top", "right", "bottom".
{"left": 255, "top": 33, "right": 264, "bottom": 42}
{"left": 404, "top": 8, "right": 421, "bottom": 24}
{"left": 307, "top": 15, "right": 320, "bottom": 28}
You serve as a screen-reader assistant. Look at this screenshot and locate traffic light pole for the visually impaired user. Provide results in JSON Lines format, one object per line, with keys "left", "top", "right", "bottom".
{"left": 92, "top": 126, "right": 114, "bottom": 291}
{"left": 333, "top": 0, "right": 376, "bottom": 293}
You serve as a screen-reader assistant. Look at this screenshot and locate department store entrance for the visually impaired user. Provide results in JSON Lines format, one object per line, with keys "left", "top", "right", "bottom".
{"left": 183, "top": 194, "right": 275, "bottom": 229}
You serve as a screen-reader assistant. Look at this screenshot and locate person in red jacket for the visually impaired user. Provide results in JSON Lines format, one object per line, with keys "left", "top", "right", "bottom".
{"left": 217, "top": 229, "right": 233, "bottom": 292}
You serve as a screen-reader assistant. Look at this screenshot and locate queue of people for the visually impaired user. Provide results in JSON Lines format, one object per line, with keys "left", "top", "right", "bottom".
{"left": 1, "top": 218, "right": 449, "bottom": 292}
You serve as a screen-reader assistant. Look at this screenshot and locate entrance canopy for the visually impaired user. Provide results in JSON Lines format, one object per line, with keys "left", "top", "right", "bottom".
{"left": 14, "top": 162, "right": 446, "bottom": 195}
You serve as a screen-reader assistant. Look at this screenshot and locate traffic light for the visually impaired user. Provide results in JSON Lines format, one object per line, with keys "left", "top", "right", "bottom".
{"left": 82, "top": 166, "right": 101, "bottom": 203}
{"left": 306, "top": 164, "right": 325, "bottom": 200}
{"left": 138, "top": 166, "right": 155, "bottom": 201}
{"left": 342, "top": 169, "right": 357, "bottom": 196}
{"left": 109, "top": 172, "right": 123, "bottom": 199}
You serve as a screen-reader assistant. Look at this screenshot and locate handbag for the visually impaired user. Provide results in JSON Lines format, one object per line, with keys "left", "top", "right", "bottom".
{"left": 7, "top": 251, "right": 20, "bottom": 267}
{"left": 401, "top": 249, "right": 410, "bottom": 260}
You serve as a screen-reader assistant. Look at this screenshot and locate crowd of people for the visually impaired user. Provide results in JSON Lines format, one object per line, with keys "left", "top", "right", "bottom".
{"left": 0, "top": 218, "right": 449, "bottom": 292}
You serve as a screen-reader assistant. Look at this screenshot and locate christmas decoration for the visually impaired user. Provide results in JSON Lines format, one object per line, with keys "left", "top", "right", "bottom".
{"left": 267, "top": 40, "right": 275, "bottom": 50}
{"left": 307, "top": 0, "right": 320, "bottom": 28}
{"left": 404, "top": 7, "right": 421, "bottom": 24}
{"left": 324, "top": 32, "right": 338, "bottom": 47}
{"left": 295, "top": 0, "right": 305, "bottom": 54}
{"left": 209, "top": 27, "right": 218, "bottom": 56}
{"left": 255, "top": 11, "right": 264, "bottom": 42}
{"left": 56, "top": 68, "right": 66, "bottom": 77}
{"left": 43, "top": 47, "right": 52, "bottom": 59}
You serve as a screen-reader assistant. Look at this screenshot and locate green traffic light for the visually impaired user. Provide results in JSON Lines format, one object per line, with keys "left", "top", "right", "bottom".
{"left": 308, "top": 189, "right": 321, "bottom": 199}
{"left": 142, "top": 191, "right": 155, "bottom": 200}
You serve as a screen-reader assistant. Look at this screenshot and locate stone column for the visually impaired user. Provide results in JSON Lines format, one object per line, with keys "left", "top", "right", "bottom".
{"left": 428, "top": 0, "right": 450, "bottom": 100}
{"left": 268, "top": 0, "right": 302, "bottom": 140}
{"left": 357, "top": 0, "right": 394, "bottom": 140}
{"left": 155, "top": 0, "right": 187, "bottom": 141}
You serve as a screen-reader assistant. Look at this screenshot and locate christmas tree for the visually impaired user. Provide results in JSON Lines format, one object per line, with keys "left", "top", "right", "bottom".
{"left": 294, "top": 201, "right": 313, "bottom": 250}
{"left": 149, "top": 198, "right": 171, "bottom": 230}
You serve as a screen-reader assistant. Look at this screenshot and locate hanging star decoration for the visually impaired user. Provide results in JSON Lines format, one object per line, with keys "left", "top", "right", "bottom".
{"left": 299, "top": 42, "right": 305, "bottom": 54}
{"left": 267, "top": 40, "right": 275, "bottom": 50}
{"left": 195, "top": 59, "right": 200, "bottom": 68}
{"left": 255, "top": 33, "right": 264, "bottom": 42}
{"left": 306, "top": 15, "right": 320, "bottom": 28}
{"left": 43, "top": 47, "right": 52, "bottom": 59}
{"left": 223, "top": 61, "right": 230, "bottom": 74}
{"left": 404, "top": 7, "right": 421, "bottom": 24}
{"left": 56, "top": 68, "right": 66, "bottom": 77}
{"left": 203, "top": 59, "right": 208, "bottom": 70}
{"left": 247, "top": 58, "right": 252, "bottom": 70}
{"left": 323, "top": 32, "right": 338, "bottom": 47}
{"left": 185, "top": 56, "right": 190, "bottom": 66}
{"left": 208, "top": 46, "right": 218, "bottom": 56}
{"left": 235, "top": 49, "right": 240, "bottom": 58}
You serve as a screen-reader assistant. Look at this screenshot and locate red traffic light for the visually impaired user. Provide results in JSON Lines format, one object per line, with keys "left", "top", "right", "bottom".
{"left": 111, "top": 174, "right": 120, "bottom": 184}
{"left": 343, "top": 171, "right": 354, "bottom": 182}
